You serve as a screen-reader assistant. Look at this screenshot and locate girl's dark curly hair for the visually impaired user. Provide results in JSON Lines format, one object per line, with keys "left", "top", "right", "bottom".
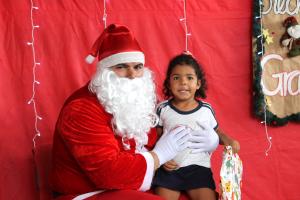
{"left": 163, "top": 53, "right": 207, "bottom": 99}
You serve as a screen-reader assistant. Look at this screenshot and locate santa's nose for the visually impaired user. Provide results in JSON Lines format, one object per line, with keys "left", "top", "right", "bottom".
{"left": 127, "top": 68, "right": 137, "bottom": 79}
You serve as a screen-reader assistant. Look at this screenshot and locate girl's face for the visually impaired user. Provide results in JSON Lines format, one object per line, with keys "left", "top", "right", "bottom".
{"left": 169, "top": 64, "right": 201, "bottom": 102}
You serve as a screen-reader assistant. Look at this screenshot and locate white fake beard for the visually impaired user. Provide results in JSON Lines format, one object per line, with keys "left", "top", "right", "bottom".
{"left": 287, "top": 25, "right": 300, "bottom": 39}
{"left": 89, "top": 66, "right": 158, "bottom": 150}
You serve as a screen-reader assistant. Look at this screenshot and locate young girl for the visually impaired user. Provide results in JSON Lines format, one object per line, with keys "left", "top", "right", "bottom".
{"left": 152, "top": 53, "right": 240, "bottom": 200}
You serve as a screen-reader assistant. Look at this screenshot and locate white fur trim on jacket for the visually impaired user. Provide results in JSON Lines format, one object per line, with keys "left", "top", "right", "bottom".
{"left": 72, "top": 190, "right": 104, "bottom": 200}
{"left": 138, "top": 151, "right": 154, "bottom": 191}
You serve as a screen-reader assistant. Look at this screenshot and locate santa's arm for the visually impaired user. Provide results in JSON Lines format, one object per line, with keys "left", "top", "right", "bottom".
{"left": 59, "top": 99, "right": 155, "bottom": 191}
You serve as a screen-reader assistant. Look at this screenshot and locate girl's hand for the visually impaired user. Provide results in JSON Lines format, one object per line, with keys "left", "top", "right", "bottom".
{"left": 229, "top": 140, "right": 240, "bottom": 154}
{"left": 163, "top": 160, "right": 178, "bottom": 171}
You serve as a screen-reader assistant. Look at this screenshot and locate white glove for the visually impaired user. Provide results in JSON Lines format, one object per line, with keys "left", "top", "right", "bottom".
{"left": 152, "top": 126, "right": 190, "bottom": 166}
{"left": 188, "top": 123, "right": 219, "bottom": 153}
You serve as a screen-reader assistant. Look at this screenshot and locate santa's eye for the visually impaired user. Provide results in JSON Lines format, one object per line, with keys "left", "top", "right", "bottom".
{"left": 134, "top": 64, "right": 144, "bottom": 70}
{"left": 114, "top": 64, "right": 127, "bottom": 69}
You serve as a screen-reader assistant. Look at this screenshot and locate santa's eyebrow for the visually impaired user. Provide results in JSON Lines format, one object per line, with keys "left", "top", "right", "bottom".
{"left": 116, "top": 63, "right": 129, "bottom": 67}
{"left": 171, "top": 73, "right": 196, "bottom": 76}
{"left": 134, "top": 63, "right": 144, "bottom": 67}
{"left": 116, "top": 63, "right": 143, "bottom": 68}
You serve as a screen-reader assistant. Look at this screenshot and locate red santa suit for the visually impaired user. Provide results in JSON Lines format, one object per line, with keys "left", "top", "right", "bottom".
{"left": 51, "top": 83, "right": 157, "bottom": 197}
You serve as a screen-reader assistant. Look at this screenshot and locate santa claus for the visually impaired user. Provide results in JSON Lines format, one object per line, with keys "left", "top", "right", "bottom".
{"left": 280, "top": 16, "right": 300, "bottom": 57}
{"left": 51, "top": 24, "right": 219, "bottom": 200}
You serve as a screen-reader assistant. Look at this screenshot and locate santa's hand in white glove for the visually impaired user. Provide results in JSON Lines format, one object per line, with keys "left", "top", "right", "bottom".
{"left": 188, "top": 122, "right": 219, "bottom": 153}
{"left": 152, "top": 126, "right": 190, "bottom": 166}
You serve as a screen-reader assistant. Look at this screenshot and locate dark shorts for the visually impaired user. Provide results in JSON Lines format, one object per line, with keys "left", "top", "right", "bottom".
{"left": 152, "top": 165, "right": 216, "bottom": 191}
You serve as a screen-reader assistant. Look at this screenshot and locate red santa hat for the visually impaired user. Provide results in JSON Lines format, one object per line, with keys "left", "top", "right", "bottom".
{"left": 283, "top": 16, "right": 299, "bottom": 29}
{"left": 85, "top": 24, "right": 145, "bottom": 68}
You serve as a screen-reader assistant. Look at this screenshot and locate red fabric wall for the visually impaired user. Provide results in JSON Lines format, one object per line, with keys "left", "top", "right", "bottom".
{"left": 1, "top": 0, "right": 299, "bottom": 199}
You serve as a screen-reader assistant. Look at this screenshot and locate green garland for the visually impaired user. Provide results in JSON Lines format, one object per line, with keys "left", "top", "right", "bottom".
{"left": 252, "top": 0, "right": 300, "bottom": 126}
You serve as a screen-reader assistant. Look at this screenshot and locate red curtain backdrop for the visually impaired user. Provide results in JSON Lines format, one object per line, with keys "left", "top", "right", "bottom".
{"left": 1, "top": 0, "right": 299, "bottom": 199}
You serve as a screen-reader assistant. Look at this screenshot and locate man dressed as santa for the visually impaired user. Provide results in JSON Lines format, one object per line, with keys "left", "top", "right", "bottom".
{"left": 51, "top": 24, "right": 219, "bottom": 200}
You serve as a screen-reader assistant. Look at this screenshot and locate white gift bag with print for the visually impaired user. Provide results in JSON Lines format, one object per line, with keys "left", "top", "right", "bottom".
{"left": 220, "top": 146, "right": 243, "bottom": 200}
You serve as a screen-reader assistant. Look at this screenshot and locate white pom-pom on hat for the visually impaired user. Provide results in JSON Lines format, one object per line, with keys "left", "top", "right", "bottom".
{"left": 85, "top": 55, "right": 96, "bottom": 64}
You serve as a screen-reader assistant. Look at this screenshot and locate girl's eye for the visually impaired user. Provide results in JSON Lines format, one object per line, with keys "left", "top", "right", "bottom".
{"left": 187, "top": 76, "right": 194, "bottom": 80}
{"left": 173, "top": 77, "right": 179, "bottom": 80}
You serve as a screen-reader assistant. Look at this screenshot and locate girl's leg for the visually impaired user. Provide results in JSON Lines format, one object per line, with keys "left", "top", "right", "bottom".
{"left": 186, "top": 188, "right": 217, "bottom": 200}
{"left": 154, "top": 186, "right": 181, "bottom": 200}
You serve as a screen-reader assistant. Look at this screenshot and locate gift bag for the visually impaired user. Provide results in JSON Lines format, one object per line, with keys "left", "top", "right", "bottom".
{"left": 220, "top": 146, "right": 243, "bottom": 200}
